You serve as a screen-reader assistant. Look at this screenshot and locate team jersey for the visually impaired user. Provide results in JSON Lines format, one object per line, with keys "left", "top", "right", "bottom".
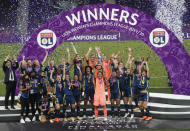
{"left": 139, "top": 76, "right": 150, "bottom": 91}
{"left": 64, "top": 80, "right": 73, "bottom": 96}
{"left": 124, "top": 74, "right": 133, "bottom": 88}
{"left": 83, "top": 73, "right": 93, "bottom": 88}
{"left": 26, "top": 65, "right": 33, "bottom": 75}
{"left": 55, "top": 80, "right": 64, "bottom": 97}
{"left": 72, "top": 81, "right": 81, "bottom": 95}
{"left": 74, "top": 60, "right": 82, "bottom": 76}
{"left": 44, "top": 65, "right": 57, "bottom": 81}
{"left": 94, "top": 77, "right": 106, "bottom": 94}
{"left": 39, "top": 76, "right": 47, "bottom": 94}
{"left": 20, "top": 81, "right": 30, "bottom": 99}
{"left": 30, "top": 77, "right": 39, "bottom": 94}
{"left": 32, "top": 64, "right": 43, "bottom": 80}
{"left": 38, "top": 99, "right": 50, "bottom": 110}
{"left": 133, "top": 70, "right": 141, "bottom": 87}
{"left": 87, "top": 59, "right": 98, "bottom": 69}
{"left": 119, "top": 67, "right": 127, "bottom": 91}
{"left": 111, "top": 63, "right": 117, "bottom": 72}
{"left": 59, "top": 63, "right": 70, "bottom": 75}
{"left": 108, "top": 77, "right": 120, "bottom": 92}
{"left": 102, "top": 60, "right": 112, "bottom": 79}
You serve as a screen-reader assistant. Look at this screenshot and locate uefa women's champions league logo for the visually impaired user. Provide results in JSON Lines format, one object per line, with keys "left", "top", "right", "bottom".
{"left": 149, "top": 28, "right": 169, "bottom": 48}
{"left": 37, "top": 29, "right": 57, "bottom": 49}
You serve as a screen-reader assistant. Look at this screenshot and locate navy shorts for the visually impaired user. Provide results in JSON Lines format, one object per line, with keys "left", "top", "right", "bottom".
{"left": 42, "top": 109, "right": 49, "bottom": 116}
{"left": 65, "top": 95, "right": 75, "bottom": 106}
{"left": 124, "top": 88, "right": 132, "bottom": 97}
{"left": 56, "top": 96, "right": 63, "bottom": 104}
{"left": 133, "top": 86, "right": 139, "bottom": 95}
{"left": 73, "top": 93, "right": 81, "bottom": 103}
{"left": 110, "top": 90, "right": 120, "bottom": 99}
{"left": 85, "top": 87, "right": 94, "bottom": 100}
{"left": 138, "top": 92, "right": 149, "bottom": 102}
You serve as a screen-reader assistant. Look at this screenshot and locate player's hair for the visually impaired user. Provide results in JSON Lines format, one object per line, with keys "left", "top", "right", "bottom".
{"left": 85, "top": 66, "right": 92, "bottom": 73}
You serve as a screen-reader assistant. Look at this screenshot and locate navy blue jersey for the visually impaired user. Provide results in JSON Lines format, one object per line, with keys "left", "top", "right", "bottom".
{"left": 32, "top": 64, "right": 43, "bottom": 80}
{"left": 26, "top": 65, "right": 33, "bottom": 74}
{"left": 55, "top": 80, "right": 64, "bottom": 97}
{"left": 44, "top": 65, "right": 57, "bottom": 81}
{"left": 74, "top": 60, "right": 82, "bottom": 76}
{"left": 30, "top": 78, "right": 39, "bottom": 94}
{"left": 119, "top": 67, "right": 127, "bottom": 91}
{"left": 64, "top": 80, "right": 73, "bottom": 96}
{"left": 109, "top": 77, "right": 120, "bottom": 93}
{"left": 139, "top": 77, "right": 150, "bottom": 91}
{"left": 83, "top": 73, "right": 93, "bottom": 88}
{"left": 39, "top": 99, "right": 50, "bottom": 110}
{"left": 59, "top": 63, "right": 70, "bottom": 75}
{"left": 111, "top": 63, "right": 117, "bottom": 72}
{"left": 39, "top": 76, "right": 47, "bottom": 94}
{"left": 72, "top": 81, "right": 81, "bottom": 95}
{"left": 134, "top": 71, "right": 141, "bottom": 87}
{"left": 20, "top": 68, "right": 28, "bottom": 75}
{"left": 124, "top": 74, "right": 133, "bottom": 88}
{"left": 20, "top": 81, "right": 30, "bottom": 99}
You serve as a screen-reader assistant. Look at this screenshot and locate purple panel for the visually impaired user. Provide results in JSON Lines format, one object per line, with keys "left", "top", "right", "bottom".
{"left": 17, "top": 4, "right": 190, "bottom": 95}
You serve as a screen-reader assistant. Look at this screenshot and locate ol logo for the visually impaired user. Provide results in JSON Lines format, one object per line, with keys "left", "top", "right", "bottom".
{"left": 37, "top": 29, "right": 57, "bottom": 49}
{"left": 149, "top": 28, "right": 169, "bottom": 48}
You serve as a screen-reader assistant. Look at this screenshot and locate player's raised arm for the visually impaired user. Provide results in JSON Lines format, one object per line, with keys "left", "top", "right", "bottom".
{"left": 42, "top": 51, "right": 48, "bottom": 65}
{"left": 85, "top": 47, "right": 92, "bottom": 60}
{"left": 77, "top": 64, "right": 82, "bottom": 82}
{"left": 145, "top": 61, "right": 150, "bottom": 78}
{"left": 50, "top": 70, "right": 54, "bottom": 83}
{"left": 81, "top": 56, "right": 85, "bottom": 74}
{"left": 67, "top": 48, "right": 71, "bottom": 64}
{"left": 62, "top": 64, "right": 66, "bottom": 81}
{"left": 129, "top": 56, "right": 134, "bottom": 74}
{"left": 145, "top": 48, "right": 152, "bottom": 62}
{"left": 125, "top": 48, "right": 132, "bottom": 69}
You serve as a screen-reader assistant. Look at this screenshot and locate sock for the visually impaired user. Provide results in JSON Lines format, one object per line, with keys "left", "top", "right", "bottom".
{"left": 71, "top": 108, "right": 75, "bottom": 117}
{"left": 55, "top": 110, "right": 60, "bottom": 118}
{"left": 130, "top": 105, "right": 134, "bottom": 114}
{"left": 146, "top": 108, "right": 151, "bottom": 117}
{"left": 125, "top": 104, "right": 129, "bottom": 113}
{"left": 141, "top": 108, "right": 145, "bottom": 116}
{"left": 117, "top": 104, "right": 120, "bottom": 112}
{"left": 77, "top": 106, "right": 80, "bottom": 116}
{"left": 92, "top": 107, "right": 94, "bottom": 112}
{"left": 63, "top": 106, "right": 66, "bottom": 118}
{"left": 111, "top": 104, "right": 114, "bottom": 112}
{"left": 103, "top": 106, "right": 107, "bottom": 118}
{"left": 134, "top": 97, "right": 138, "bottom": 107}
{"left": 94, "top": 107, "right": 98, "bottom": 118}
{"left": 83, "top": 108, "right": 86, "bottom": 113}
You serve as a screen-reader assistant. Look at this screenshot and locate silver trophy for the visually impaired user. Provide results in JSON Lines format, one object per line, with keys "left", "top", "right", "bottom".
{"left": 96, "top": 53, "right": 104, "bottom": 65}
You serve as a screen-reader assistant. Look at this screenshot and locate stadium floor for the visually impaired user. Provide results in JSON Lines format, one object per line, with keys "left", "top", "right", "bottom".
{"left": 0, "top": 117, "right": 190, "bottom": 131}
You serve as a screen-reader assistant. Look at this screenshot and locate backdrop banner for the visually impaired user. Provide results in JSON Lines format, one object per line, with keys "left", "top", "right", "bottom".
{"left": 17, "top": 4, "right": 190, "bottom": 95}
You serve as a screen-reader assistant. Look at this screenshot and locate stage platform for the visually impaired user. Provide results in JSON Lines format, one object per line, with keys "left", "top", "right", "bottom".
{"left": 0, "top": 117, "right": 190, "bottom": 131}
{"left": 0, "top": 92, "right": 190, "bottom": 130}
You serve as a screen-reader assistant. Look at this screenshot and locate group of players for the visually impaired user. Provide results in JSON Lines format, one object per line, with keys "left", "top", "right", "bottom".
{"left": 18, "top": 46, "right": 152, "bottom": 123}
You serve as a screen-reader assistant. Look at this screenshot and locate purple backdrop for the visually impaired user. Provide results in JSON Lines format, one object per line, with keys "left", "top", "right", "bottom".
{"left": 17, "top": 4, "right": 190, "bottom": 95}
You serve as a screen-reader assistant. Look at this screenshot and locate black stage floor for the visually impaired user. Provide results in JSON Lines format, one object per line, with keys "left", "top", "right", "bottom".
{"left": 0, "top": 117, "right": 190, "bottom": 131}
